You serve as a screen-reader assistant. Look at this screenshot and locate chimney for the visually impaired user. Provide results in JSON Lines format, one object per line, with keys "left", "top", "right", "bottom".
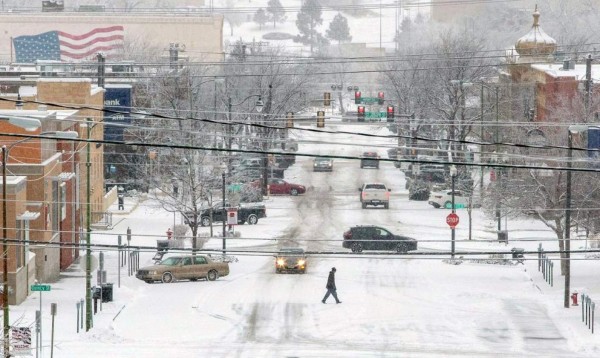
{"left": 15, "top": 93, "right": 23, "bottom": 110}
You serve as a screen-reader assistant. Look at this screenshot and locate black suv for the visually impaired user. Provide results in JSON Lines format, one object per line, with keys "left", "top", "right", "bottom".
{"left": 342, "top": 225, "right": 417, "bottom": 253}
{"left": 360, "top": 151, "right": 380, "bottom": 169}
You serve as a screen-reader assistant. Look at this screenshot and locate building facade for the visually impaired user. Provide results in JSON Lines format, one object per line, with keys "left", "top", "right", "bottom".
{"left": 0, "top": 11, "right": 223, "bottom": 63}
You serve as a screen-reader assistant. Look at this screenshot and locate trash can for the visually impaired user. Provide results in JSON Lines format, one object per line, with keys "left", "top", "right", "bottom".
{"left": 157, "top": 240, "right": 170, "bottom": 252}
{"left": 101, "top": 283, "right": 113, "bottom": 303}
{"left": 497, "top": 230, "right": 508, "bottom": 244}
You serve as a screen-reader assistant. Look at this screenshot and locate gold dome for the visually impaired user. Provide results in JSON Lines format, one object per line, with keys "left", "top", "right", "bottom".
{"left": 515, "top": 5, "right": 557, "bottom": 57}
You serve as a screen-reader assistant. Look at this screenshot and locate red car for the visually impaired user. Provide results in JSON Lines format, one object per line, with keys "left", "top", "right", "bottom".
{"left": 267, "top": 178, "right": 306, "bottom": 196}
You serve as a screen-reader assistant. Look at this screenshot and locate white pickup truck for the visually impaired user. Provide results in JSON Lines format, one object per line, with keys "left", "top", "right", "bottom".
{"left": 358, "top": 183, "right": 391, "bottom": 209}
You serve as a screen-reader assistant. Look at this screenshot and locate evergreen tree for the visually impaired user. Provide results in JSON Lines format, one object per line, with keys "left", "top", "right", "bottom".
{"left": 254, "top": 8, "right": 269, "bottom": 30}
{"left": 326, "top": 13, "right": 352, "bottom": 44}
{"left": 295, "top": 0, "right": 323, "bottom": 54}
{"left": 267, "top": 0, "right": 286, "bottom": 28}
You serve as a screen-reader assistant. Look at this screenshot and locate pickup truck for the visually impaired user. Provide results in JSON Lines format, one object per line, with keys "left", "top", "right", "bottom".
{"left": 183, "top": 201, "right": 266, "bottom": 227}
{"left": 359, "top": 183, "right": 391, "bottom": 209}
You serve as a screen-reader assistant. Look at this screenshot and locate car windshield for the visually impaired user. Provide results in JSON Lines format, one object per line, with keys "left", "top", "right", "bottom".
{"left": 279, "top": 248, "right": 304, "bottom": 256}
{"left": 365, "top": 184, "right": 386, "bottom": 190}
{"left": 314, "top": 158, "right": 331, "bottom": 162}
{"left": 160, "top": 257, "right": 182, "bottom": 266}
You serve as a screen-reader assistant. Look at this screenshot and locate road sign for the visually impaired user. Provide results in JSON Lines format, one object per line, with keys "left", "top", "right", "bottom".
{"left": 446, "top": 213, "right": 459, "bottom": 228}
{"left": 365, "top": 112, "right": 387, "bottom": 120}
{"left": 31, "top": 284, "right": 51, "bottom": 292}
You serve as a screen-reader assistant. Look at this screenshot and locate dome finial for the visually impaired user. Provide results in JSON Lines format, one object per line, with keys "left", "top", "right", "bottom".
{"left": 514, "top": 5, "right": 556, "bottom": 59}
{"left": 533, "top": 4, "right": 540, "bottom": 27}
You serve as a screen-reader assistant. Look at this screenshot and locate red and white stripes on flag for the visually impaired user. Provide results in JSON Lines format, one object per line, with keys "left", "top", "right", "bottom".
{"left": 58, "top": 25, "right": 124, "bottom": 60}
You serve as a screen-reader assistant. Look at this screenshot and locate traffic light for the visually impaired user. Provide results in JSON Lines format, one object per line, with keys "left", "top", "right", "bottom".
{"left": 286, "top": 112, "right": 294, "bottom": 128}
{"left": 357, "top": 106, "right": 365, "bottom": 122}
{"left": 317, "top": 110, "right": 325, "bottom": 128}
{"left": 324, "top": 92, "right": 331, "bottom": 106}
{"left": 386, "top": 105, "right": 395, "bottom": 122}
{"left": 378, "top": 91, "right": 385, "bottom": 105}
{"left": 355, "top": 91, "right": 362, "bottom": 104}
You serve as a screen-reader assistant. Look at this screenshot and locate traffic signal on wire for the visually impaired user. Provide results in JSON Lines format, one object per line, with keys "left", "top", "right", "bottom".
{"left": 317, "top": 110, "right": 325, "bottom": 128}
{"left": 357, "top": 106, "right": 365, "bottom": 122}
{"left": 324, "top": 92, "right": 331, "bottom": 106}
{"left": 286, "top": 112, "right": 294, "bottom": 128}
{"left": 386, "top": 105, "right": 395, "bottom": 122}
{"left": 355, "top": 91, "right": 362, "bottom": 104}
{"left": 378, "top": 91, "right": 385, "bottom": 105}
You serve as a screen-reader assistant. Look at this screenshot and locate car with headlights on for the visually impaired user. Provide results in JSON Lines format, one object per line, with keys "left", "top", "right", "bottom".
{"left": 313, "top": 157, "right": 333, "bottom": 172}
{"left": 136, "top": 255, "right": 229, "bottom": 283}
{"left": 275, "top": 247, "right": 307, "bottom": 273}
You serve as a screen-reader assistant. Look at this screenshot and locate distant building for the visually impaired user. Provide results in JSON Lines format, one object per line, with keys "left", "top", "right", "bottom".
{"left": 0, "top": 10, "right": 223, "bottom": 63}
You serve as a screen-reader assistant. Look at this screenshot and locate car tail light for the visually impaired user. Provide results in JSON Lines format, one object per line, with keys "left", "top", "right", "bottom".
{"left": 434, "top": 195, "right": 442, "bottom": 199}
{"left": 385, "top": 191, "right": 390, "bottom": 199}
{"left": 361, "top": 192, "right": 366, "bottom": 200}
{"left": 343, "top": 230, "right": 352, "bottom": 239}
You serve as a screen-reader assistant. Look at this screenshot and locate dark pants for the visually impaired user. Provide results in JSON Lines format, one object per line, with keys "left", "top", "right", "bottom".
{"left": 322, "top": 288, "right": 340, "bottom": 303}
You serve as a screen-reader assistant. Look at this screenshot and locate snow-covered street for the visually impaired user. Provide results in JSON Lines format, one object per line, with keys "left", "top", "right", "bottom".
{"left": 8, "top": 124, "right": 599, "bottom": 357}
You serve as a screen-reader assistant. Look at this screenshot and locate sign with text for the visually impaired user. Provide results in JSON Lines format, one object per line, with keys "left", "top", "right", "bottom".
{"left": 30, "top": 284, "right": 51, "bottom": 292}
{"left": 104, "top": 84, "right": 132, "bottom": 141}
{"left": 446, "top": 213, "right": 459, "bottom": 229}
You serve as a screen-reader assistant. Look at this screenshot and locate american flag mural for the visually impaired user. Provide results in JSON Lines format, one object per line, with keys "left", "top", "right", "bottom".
{"left": 13, "top": 26, "right": 124, "bottom": 62}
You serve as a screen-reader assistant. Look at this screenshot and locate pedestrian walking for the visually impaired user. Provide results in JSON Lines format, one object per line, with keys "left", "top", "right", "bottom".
{"left": 118, "top": 194, "right": 124, "bottom": 210}
{"left": 322, "top": 267, "right": 341, "bottom": 304}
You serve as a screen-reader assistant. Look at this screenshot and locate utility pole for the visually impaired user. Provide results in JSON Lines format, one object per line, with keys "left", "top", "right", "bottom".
{"left": 584, "top": 54, "right": 592, "bottom": 116}
{"left": 480, "top": 83, "right": 485, "bottom": 194}
{"left": 96, "top": 53, "right": 105, "bottom": 88}
{"left": 495, "top": 87, "right": 501, "bottom": 233}
{"left": 85, "top": 119, "right": 92, "bottom": 331}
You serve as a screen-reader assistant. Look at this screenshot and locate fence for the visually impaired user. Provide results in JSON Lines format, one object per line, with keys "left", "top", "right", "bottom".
{"left": 537, "top": 243, "right": 553, "bottom": 287}
{"left": 581, "top": 294, "right": 596, "bottom": 334}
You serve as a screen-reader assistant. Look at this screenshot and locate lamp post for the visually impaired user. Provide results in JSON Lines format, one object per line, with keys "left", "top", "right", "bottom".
{"left": 2, "top": 128, "right": 78, "bottom": 357}
{"left": 450, "top": 165, "right": 457, "bottom": 258}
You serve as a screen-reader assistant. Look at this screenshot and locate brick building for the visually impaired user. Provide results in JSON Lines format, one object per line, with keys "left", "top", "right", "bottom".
{"left": 0, "top": 79, "right": 104, "bottom": 304}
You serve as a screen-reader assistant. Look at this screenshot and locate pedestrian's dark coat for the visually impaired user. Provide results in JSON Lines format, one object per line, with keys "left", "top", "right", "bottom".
{"left": 326, "top": 270, "right": 336, "bottom": 290}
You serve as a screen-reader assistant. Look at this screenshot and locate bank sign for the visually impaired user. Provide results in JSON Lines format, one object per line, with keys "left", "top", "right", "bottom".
{"left": 104, "top": 85, "right": 132, "bottom": 141}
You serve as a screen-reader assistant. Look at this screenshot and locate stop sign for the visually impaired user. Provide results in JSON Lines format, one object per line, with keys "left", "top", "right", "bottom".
{"left": 446, "top": 213, "right": 459, "bottom": 228}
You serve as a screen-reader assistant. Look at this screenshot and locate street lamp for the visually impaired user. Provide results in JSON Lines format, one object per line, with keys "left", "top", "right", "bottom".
{"left": 450, "top": 165, "right": 457, "bottom": 258}
{"left": 2, "top": 128, "right": 78, "bottom": 357}
{"left": 221, "top": 163, "right": 227, "bottom": 255}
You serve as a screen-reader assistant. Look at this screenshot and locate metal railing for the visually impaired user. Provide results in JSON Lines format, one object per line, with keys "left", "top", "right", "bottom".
{"left": 581, "top": 294, "right": 596, "bottom": 334}
{"left": 537, "top": 243, "right": 553, "bottom": 287}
